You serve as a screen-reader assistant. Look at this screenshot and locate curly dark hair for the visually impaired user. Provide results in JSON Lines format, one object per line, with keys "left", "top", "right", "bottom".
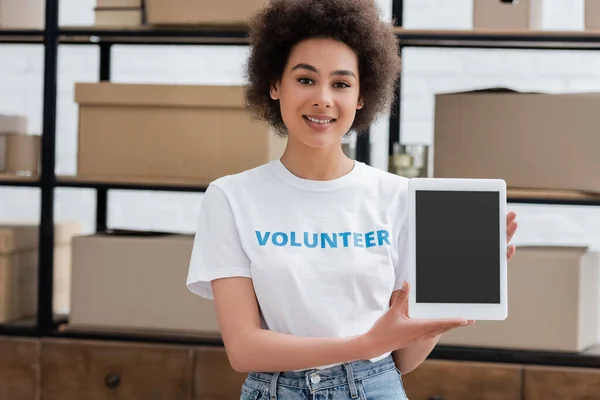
{"left": 243, "top": 0, "right": 402, "bottom": 137}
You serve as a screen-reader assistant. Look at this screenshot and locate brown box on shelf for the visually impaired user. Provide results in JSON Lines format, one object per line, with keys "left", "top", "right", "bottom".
{"left": 94, "top": 8, "right": 143, "bottom": 27}
{"left": 432, "top": 89, "right": 600, "bottom": 194}
{"left": 74, "top": 83, "right": 286, "bottom": 186}
{"left": 439, "top": 246, "right": 600, "bottom": 353}
{"left": 146, "top": 0, "right": 265, "bottom": 26}
{"left": 472, "top": 0, "right": 543, "bottom": 30}
{"left": 0, "top": 221, "right": 81, "bottom": 322}
{"left": 585, "top": 0, "right": 600, "bottom": 30}
{"left": 0, "top": 115, "right": 28, "bottom": 173}
{"left": 96, "top": 0, "right": 142, "bottom": 7}
{"left": 0, "top": 0, "right": 45, "bottom": 29}
{"left": 4, "top": 134, "right": 40, "bottom": 176}
{"left": 69, "top": 231, "right": 220, "bottom": 334}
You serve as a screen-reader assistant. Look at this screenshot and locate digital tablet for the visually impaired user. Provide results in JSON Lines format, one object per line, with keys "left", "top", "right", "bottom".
{"left": 407, "top": 178, "right": 508, "bottom": 321}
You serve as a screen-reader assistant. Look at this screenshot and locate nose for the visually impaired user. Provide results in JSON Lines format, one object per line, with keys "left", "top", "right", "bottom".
{"left": 312, "top": 86, "right": 334, "bottom": 108}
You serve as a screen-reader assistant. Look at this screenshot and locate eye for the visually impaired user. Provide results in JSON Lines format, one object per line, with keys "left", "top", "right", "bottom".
{"left": 334, "top": 81, "right": 350, "bottom": 89}
{"left": 298, "top": 77, "right": 314, "bottom": 85}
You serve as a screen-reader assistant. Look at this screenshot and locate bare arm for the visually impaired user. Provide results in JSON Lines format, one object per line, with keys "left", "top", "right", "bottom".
{"left": 212, "top": 277, "right": 373, "bottom": 372}
{"left": 389, "top": 290, "right": 440, "bottom": 375}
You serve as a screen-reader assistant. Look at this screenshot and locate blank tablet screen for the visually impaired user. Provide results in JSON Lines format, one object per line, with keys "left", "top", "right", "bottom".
{"left": 415, "top": 190, "right": 500, "bottom": 304}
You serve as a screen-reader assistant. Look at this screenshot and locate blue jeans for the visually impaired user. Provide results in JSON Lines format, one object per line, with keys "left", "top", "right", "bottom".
{"left": 241, "top": 355, "right": 409, "bottom": 400}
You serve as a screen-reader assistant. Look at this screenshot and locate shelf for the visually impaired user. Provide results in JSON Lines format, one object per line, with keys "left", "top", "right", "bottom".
{"left": 50, "top": 322, "right": 600, "bottom": 369}
{"left": 0, "top": 173, "right": 40, "bottom": 188}
{"left": 0, "top": 317, "right": 38, "bottom": 337}
{"left": 0, "top": 29, "right": 44, "bottom": 44}
{"left": 432, "top": 343, "right": 600, "bottom": 370}
{"left": 10, "top": 26, "right": 600, "bottom": 49}
{"left": 53, "top": 176, "right": 600, "bottom": 204}
{"left": 59, "top": 25, "right": 249, "bottom": 46}
{"left": 56, "top": 175, "right": 209, "bottom": 192}
{"left": 395, "top": 27, "right": 600, "bottom": 50}
{"left": 507, "top": 188, "right": 600, "bottom": 206}
{"left": 54, "top": 323, "right": 223, "bottom": 347}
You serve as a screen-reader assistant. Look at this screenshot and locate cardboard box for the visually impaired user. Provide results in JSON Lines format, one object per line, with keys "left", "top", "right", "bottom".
{"left": 0, "top": 115, "right": 28, "bottom": 134}
{"left": 585, "top": 0, "right": 600, "bottom": 30}
{"left": 146, "top": 0, "right": 265, "bottom": 26}
{"left": 0, "top": 222, "right": 81, "bottom": 321}
{"left": 69, "top": 231, "right": 220, "bottom": 334}
{"left": 473, "top": 0, "right": 543, "bottom": 30}
{"left": 432, "top": 89, "right": 600, "bottom": 194}
{"left": 96, "top": 0, "right": 142, "bottom": 7}
{"left": 74, "top": 83, "right": 286, "bottom": 186}
{"left": 94, "top": 8, "right": 143, "bottom": 27}
{"left": 438, "top": 246, "right": 600, "bottom": 353}
{"left": 0, "top": 115, "right": 28, "bottom": 173}
{"left": 0, "top": 250, "right": 37, "bottom": 323}
{"left": 4, "top": 134, "right": 40, "bottom": 176}
{"left": 0, "top": 0, "right": 45, "bottom": 29}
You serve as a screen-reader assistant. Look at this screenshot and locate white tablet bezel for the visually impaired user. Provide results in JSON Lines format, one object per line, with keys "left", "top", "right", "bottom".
{"left": 407, "top": 177, "right": 508, "bottom": 321}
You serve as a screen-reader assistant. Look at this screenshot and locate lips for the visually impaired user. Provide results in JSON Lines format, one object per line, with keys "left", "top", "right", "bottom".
{"left": 303, "top": 114, "right": 337, "bottom": 124}
{"left": 303, "top": 114, "right": 337, "bottom": 132}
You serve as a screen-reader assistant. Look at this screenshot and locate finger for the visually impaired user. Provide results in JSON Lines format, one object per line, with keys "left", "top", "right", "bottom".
{"left": 507, "top": 244, "right": 516, "bottom": 260}
{"left": 418, "top": 318, "right": 469, "bottom": 332}
{"left": 393, "top": 281, "right": 410, "bottom": 310}
{"left": 507, "top": 211, "right": 517, "bottom": 224}
{"left": 507, "top": 221, "right": 518, "bottom": 243}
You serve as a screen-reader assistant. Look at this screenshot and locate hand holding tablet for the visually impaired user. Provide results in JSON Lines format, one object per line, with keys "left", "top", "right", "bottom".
{"left": 407, "top": 178, "right": 512, "bottom": 321}
{"left": 366, "top": 281, "right": 474, "bottom": 356}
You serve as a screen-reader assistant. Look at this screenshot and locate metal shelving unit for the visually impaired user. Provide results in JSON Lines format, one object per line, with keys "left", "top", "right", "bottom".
{"left": 1, "top": 0, "right": 600, "bottom": 368}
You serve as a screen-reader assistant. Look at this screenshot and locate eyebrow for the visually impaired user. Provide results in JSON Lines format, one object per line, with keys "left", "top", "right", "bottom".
{"left": 291, "top": 63, "right": 357, "bottom": 79}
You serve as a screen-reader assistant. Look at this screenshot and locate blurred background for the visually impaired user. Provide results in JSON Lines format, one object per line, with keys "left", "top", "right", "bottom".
{"left": 1, "top": 0, "right": 600, "bottom": 399}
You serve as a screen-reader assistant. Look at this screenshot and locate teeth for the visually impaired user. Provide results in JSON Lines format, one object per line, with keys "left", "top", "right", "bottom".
{"left": 306, "top": 116, "right": 333, "bottom": 124}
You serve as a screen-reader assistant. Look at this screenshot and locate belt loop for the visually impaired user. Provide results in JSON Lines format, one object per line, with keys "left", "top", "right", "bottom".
{"left": 343, "top": 363, "right": 359, "bottom": 399}
{"left": 269, "top": 372, "right": 280, "bottom": 400}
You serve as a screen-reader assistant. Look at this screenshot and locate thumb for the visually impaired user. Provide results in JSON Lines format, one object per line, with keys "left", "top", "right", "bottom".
{"left": 393, "top": 281, "right": 410, "bottom": 309}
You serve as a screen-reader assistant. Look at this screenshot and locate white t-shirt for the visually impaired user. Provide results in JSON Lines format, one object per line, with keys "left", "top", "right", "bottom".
{"left": 186, "top": 158, "right": 410, "bottom": 368}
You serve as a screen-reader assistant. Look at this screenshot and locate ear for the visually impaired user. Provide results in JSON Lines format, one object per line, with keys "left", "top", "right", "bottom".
{"left": 270, "top": 82, "right": 281, "bottom": 101}
{"left": 357, "top": 95, "right": 364, "bottom": 110}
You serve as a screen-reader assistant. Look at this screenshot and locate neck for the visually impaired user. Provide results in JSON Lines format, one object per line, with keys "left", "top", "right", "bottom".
{"left": 279, "top": 137, "right": 355, "bottom": 181}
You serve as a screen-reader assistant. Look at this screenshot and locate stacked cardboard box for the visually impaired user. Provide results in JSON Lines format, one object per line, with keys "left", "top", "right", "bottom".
{"left": 69, "top": 231, "right": 220, "bottom": 334}
{"left": 0, "top": 115, "right": 39, "bottom": 177}
{"left": 0, "top": 0, "right": 45, "bottom": 29}
{"left": 74, "top": 82, "right": 286, "bottom": 186}
{"left": 585, "top": 0, "right": 600, "bottom": 30}
{"left": 472, "top": 0, "right": 544, "bottom": 30}
{"left": 439, "top": 246, "right": 600, "bottom": 353}
{"left": 146, "top": 0, "right": 265, "bottom": 26}
{"left": 432, "top": 89, "right": 600, "bottom": 194}
{"left": 0, "top": 222, "right": 81, "bottom": 322}
{"left": 94, "top": 0, "right": 144, "bottom": 27}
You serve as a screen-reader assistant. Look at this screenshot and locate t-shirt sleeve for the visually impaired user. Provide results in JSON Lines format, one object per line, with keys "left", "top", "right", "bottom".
{"left": 186, "top": 183, "right": 252, "bottom": 300}
{"left": 394, "top": 192, "right": 410, "bottom": 291}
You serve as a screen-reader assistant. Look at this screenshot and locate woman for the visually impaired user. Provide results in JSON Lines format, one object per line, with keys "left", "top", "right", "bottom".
{"left": 186, "top": 0, "right": 519, "bottom": 399}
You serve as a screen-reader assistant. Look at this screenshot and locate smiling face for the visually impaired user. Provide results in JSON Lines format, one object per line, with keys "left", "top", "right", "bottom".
{"left": 270, "top": 37, "right": 363, "bottom": 150}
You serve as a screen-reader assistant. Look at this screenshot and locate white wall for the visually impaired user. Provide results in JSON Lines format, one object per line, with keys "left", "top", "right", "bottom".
{"left": 1, "top": 0, "right": 600, "bottom": 338}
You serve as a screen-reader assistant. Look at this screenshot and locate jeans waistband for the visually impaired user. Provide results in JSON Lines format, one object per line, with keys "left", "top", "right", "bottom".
{"left": 247, "top": 354, "right": 396, "bottom": 394}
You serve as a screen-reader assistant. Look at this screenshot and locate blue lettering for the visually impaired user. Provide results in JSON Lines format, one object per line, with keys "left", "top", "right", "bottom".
{"left": 304, "top": 232, "right": 318, "bottom": 248}
{"left": 365, "top": 231, "right": 376, "bottom": 248}
{"left": 353, "top": 233, "right": 364, "bottom": 248}
{"left": 290, "top": 231, "right": 302, "bottom": 247}
{"left": 321, "top": 233, "right": 337, "bottom": 248}
{"left": 256, "top": 230, "right": 391, "bottom": 248}
{"left": 255, "top": 231, "right": 270, "bottom": 246}
{"left": 339, "top": 232, "right": 351, "bottom": 247}
{"left": 272, "top": 232, "right": 288, "bottom": 246}
{"left": 377, "top": 230, "right": 390, "bottom": 246}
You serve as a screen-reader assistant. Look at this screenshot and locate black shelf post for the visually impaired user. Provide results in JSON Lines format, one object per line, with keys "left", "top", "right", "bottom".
{"left": 37, "top": 0, "right": 60, "bottom": 333}
{"left": 95, "top": 42, "right": 112, "bottom": 232}
{"left": 389, "top": 0, "right": 403, "bottom": 157}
